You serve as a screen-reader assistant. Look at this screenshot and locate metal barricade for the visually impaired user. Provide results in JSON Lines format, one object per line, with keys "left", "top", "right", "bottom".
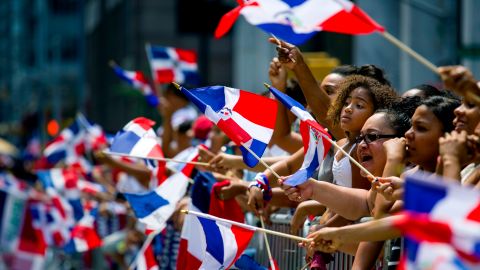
{"left": 254, "top": 213, "right": 306, "bottom": 269}
{"left": 248, "top": 212, "right": 394, "bottom": 270}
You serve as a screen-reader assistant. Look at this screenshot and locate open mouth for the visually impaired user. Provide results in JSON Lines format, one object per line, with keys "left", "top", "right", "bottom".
{"left": 359, "top": 154, "right": 373, "bottom": 162}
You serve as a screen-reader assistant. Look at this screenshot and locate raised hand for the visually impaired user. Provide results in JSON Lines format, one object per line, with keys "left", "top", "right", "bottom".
{"left": 268, "top": 57, "right": 287, "bottom": 91}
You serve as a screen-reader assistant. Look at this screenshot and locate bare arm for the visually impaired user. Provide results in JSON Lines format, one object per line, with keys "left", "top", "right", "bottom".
{"left": 268, "top": 57, "right": 304, "bottom": 153}
{"left": 283, "top": 179, "right": 371, "bottom": 221}
{"left": 270, "top": 38, "right": 344, "bottom": 139}
{"left": 308, "top": 215, "right": 402, "bottom": 253}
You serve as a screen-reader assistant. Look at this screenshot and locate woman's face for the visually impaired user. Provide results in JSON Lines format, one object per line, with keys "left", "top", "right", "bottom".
{"left": 356, "top": 113, "right": 397, "bottom": 177}
{"left": 319, "top": 73, "right": 344, "bottom": 103}
{"left": 405, "top": 105, "right": 444, "bottom": 171}
{"left": 340, "top": 87, "right": 375, "bottom": 135}
{"left": 453, "top": 99, "right": 480, "bottom": 134}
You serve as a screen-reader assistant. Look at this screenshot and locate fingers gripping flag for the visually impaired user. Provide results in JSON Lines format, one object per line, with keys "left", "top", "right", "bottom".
{"left": 215, "top": 0, "right": 384, "bottom": 45}
{"left": 393, "top": 173, "right": 480, "bottom": 269}
{"left": 268, "top": 85, "right": 331, "bottom": 185}
{"left": 179, "top": 85, "right": 277, "bottom": 167}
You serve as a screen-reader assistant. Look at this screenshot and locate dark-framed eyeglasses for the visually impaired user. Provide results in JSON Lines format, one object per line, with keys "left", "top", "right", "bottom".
{"left": 356, "top": 133, "right": 398, "bottom": 144}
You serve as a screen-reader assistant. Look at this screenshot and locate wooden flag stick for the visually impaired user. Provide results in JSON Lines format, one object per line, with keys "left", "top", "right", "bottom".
{"left": 263, "top": 83, "right": 376, "bottom": 181}
{"left": 380, "top": 31, "right": 438, "bottom": 74}
{"left": 271, "top": 34, "right": 296, "bottom": 63}
{"left": 172, "top": 82, "right": 283, "bottom": 180}
{"left": 260, "top": 216, "right": 276, "bottom": 270}
{"left": 240, "top": 142, "right": 282, "bottom": 179}
{"left": 128, "top": 228, "right": 163, "bottom": 270}
{"left": 103, "top": 150, "right": 210, "bottom": 167}
{"left": 381, "top": 32, "right": 480, "bottom": 105}
{"left": 181, "top": 209, "right": 311, "bottom": 242}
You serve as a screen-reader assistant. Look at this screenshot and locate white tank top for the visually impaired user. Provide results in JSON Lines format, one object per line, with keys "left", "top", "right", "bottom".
{"left": 332, "top": 143, "right": 356, "bottom": 188}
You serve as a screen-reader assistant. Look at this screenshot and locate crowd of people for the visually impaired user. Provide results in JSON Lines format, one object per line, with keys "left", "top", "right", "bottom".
{"left": 1, "top": 37, "right": 480, "bottom": 270}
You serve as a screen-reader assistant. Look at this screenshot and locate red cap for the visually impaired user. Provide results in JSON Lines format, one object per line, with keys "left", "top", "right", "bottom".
{"left": 192, "top": 116, "right": 213, "bottom": 140}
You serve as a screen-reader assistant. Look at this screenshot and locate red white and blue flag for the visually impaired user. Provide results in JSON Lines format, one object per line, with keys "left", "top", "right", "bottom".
{"left": 30, "top": 192, "right": 75, "bottom": 248}
{"left": 215, "top": 0, "right": 384, "bottom": 45}
{"left": 145, "top": 44, "right": 199, "bottom": 85}
{"left": 43, "top": 118, "right": 86, "bottom": 164}
{"left": 109, "top": 117, "right": 167, "bottom": 186}
{"left": 136, "top": 229, "right": 160, "bottom": 270}
{"left": 111, "top": 63, "right": 159, "bottom": 107}
{"left": 109, "top": 117, "right": 164, "bottom": 160}
{"left": 43, "top": 114, "right": 107, "bottom": 165}
{"left": 268, "top": 85, "right": 331, "bottom": 185}
{"left": 123, "top": 169, "right": 190, "bottom": 231}
{"left": 177, "top": 213, "right": 255, "bottom": 270}
{"left": 393, "top": 173, "right": 480, "bottom": 269}
{"left": 64, "top": 209, "right": 102, "bottom": 253}
{"left": 179, "top": 85, "right": 277, "bottom": 167}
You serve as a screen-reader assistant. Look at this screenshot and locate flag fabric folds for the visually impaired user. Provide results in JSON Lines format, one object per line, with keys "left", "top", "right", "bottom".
{"left": 215, "top": 0, "right": 384, "bottom": 45}
{"left": 393, "top": 173, "right": 480, "bottom": 269}
{"left": 109, "top": 117, "right": 165, "bottom": 160}
{"left": 177, "top": 214, "right": 255, "bottom": 270}
{"left": 111, "top": 63, "right": 159, "bottom": 107}
{"left": 268, "top": 85, "right": 332, "bottom": 186}
{"left": 64, "top": 209, "right": 102, "bottom": 253}
{"left": 145, "top": 44, "right": 199, "bottom": 85}
{"left": 109, "top": 117, "right": 167, "bottom": 186}
{"left": 179, "top": 85, "right": 277, "bottom": 167}
{"left": 123, "top": 170, "right": 190, "bottom": 231}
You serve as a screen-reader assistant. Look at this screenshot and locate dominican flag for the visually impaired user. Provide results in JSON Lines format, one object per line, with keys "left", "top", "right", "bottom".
{"left": 393, "top": 173, "right": 480, "bottom": 269}
{"left": 145, "top": 44, "right": 199, "bottom": 85}
{"left": 179, "top": 85, "right": 277, "bottom": 167}
{"left": 43, "top": 118, "right": 86, "bottom": 164}
{"left": 43, "top": 114, "right": 107, "bottom": 164}
{"left": 110, "top": 117, "right": 167, "bottom": 185}
{"left": 64, "top": 209, "right": 102, "bottom": 253}
{"left": 110, "top": 117, "right": 165, "bottom": 160}
{"left": 135, "top": 229, "right": 160, "bottom": 270}
{"left": 268, "top": 85, "right": 331, "bottom": 185}
{"left": 123, "top": 170, "right": 190, "bottom": 231}
{"left": 177, "top": 213, "right": 255, "bottom": 269}
{"left": 111, "top": 62, "right": 159, "bottom": 107}
{"left": 215, "top": 0, "right": 384, "bottom": 45}
{"left": 0, "top": 173, "right": 30, "bottom": 199}
{"left": 30, "top": 192, "right": 75, "bottom": 248}
{"left": 13, "top": 200, "right": 47, "bottom": 270}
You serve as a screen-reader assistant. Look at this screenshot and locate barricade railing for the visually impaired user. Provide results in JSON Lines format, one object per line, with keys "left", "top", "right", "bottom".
{"left": 248, "top": 212, "right": 393, "bottom": 270}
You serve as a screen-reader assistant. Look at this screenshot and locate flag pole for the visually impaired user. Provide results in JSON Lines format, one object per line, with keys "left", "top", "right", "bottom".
{"left": 240, "top": 142, "right": 282, "bottom": 179}
{"left": 380, "top": 31, "right": 438, "bottom": 74}
{"left": 128, "top": 229, "right": 162, "bottom": 270}
{"left": 263, "top": 83, "right": 377, "bottom": 181}
{"left": 181, "top": 209, "right": 311, "bottom": 242}
{"left": 103, "top": 150, "right": 210, "bottom": 167}
{"left": 171, "top": 82, "right": 283, "bottom": 179}
{"left": 260, "top": 216, "right": 276, "bottom": 270}
{"left": 380, "top": 31, "right": 480, "bottom": 114}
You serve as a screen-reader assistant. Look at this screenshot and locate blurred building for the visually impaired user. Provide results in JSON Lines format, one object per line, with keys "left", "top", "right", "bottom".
{"left": 0, "top": 0, "right": 84, "bottom": 144}
{"left": 1, "top": 0, "right": 480, "bottom": 143}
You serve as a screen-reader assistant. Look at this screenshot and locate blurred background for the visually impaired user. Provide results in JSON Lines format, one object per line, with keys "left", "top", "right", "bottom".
{"left": 0, "top": 0, "right": 479, "bottom": 148}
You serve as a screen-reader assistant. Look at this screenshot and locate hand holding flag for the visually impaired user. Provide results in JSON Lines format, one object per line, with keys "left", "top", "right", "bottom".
{"left": 173, "top": 83, "right": 278, "bottom": 168}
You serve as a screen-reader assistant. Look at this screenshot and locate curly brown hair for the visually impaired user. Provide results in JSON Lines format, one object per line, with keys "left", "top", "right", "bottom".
{"left": 327, "top": 75, "right": 398, "bottom": 126}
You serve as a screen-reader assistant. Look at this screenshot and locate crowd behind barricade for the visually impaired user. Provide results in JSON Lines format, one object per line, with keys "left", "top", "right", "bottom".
{"left": 1, "top": 38, "right": 480, "bottom": 270}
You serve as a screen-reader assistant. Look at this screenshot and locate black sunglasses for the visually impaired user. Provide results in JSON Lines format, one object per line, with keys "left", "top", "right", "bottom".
{"left": 356, "top": 133, "right": 398, "bottom": 144}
